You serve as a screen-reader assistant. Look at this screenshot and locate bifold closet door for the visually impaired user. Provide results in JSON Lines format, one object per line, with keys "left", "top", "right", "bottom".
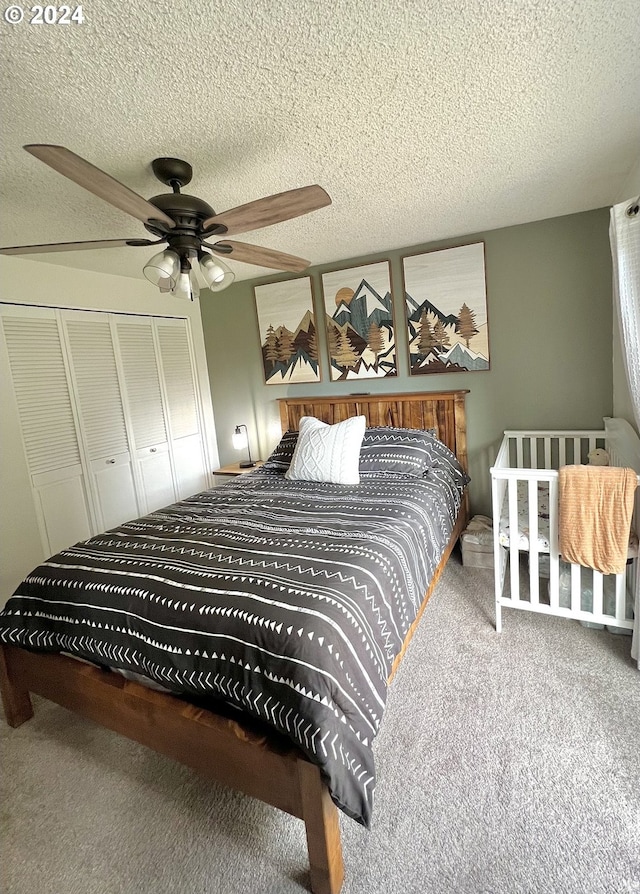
{"left": 1, "top": 306, "right": 93, "bottom": 556}
{"left": 155, "top": 319, "right": 208, "bottom": 499}
{"left": 62, "top": 311, "right": 141, "bottom": 531}
{"left": 114, "top": 315, "right": 177, "bottom": 514}
{"left": 2, "top": 304, "right": 213, "bottom": 562}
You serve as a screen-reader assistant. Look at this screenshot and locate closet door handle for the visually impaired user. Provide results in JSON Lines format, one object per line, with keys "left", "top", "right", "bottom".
{"left": 106, "top": 458, "right": 115, "bottom": 464}
{"left": 150, "top": 447, "right": 157, "bottom": 453}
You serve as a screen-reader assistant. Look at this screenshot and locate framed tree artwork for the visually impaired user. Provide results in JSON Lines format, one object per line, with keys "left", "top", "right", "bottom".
{"left": 402, "top": 242, "right": 490, "bottom": 375}
{"left": 321, "top": 261, "right": 397, "bottom": 381}
{"left": 253, "top": 276, "right": 321, "bottom": 384}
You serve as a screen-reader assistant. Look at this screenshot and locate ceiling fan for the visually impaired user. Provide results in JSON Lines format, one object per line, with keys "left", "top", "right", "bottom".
{"left": 0, "top": 145, "right": 332, "bottom": 298}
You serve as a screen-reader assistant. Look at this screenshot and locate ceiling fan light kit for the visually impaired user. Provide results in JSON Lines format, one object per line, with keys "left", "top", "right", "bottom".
{"left": 142, "top": 246, "right": 234, "bottom": 298}
{"left": 1, "top": 146, "right": 332, "bottom": 298}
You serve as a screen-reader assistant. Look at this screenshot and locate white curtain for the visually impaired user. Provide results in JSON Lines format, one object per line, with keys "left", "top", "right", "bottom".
{"left": 610, "top": 198, "right": 640, "bottom": 429}
{"left": 611, "top": 198, "right": 640, "bottom": 667}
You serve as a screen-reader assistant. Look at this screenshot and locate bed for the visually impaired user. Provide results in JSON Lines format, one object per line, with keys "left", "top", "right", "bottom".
{"left": 491, "top": 418, "right": 640, "bottom": 636}
{"left": 0, "top": 390, "right": 469, "bottom": 894}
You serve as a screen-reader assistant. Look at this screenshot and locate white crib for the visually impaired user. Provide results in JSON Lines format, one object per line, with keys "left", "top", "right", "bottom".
{"left": 490, "top": 417, "right": 640, "bottom": 635}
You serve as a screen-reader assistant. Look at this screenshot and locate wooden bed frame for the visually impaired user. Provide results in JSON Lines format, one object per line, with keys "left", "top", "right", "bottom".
{"left": 0, "top": 389, "right": 469, "bottom": 894}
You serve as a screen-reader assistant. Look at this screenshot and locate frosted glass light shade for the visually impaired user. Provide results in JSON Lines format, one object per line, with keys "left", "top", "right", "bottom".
{"left": 199, "top": 251, "right": 235, "bottom": 291}
{"left": 232, "top": 425, "right": 248, "bottom": 450}
{"left": 172, "top": 270, "right": 200, "bottom": 302}
{"left": 232, "top": 423, "right": 255, "bottom": 467}
{"left": 143, "top": 249, "right": 180, "bottom": 289}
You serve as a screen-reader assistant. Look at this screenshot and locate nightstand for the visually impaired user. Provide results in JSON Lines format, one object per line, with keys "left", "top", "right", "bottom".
{"left": 213, "top": 461, "right": 264, "bottom": 478}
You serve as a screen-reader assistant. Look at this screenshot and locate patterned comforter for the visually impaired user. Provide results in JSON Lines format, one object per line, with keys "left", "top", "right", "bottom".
{"left": 0, "top": 466, "right": 464, "bottom": 827}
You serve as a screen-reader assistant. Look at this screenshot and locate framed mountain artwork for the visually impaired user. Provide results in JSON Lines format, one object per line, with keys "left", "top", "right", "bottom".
{"left": 253, "top": 276, "right": 321, "bottom": 384}
{"left": 402, "top": 242, "right": 490, "bottom": 375}
{"left": 321, "top": 261, "right": 397, "bottom": 381}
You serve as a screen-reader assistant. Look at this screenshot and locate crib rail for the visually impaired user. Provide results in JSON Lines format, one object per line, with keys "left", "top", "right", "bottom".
{"left": 495, "top": 429, "right": 607, "bottom": 470}
{"left": 490, "top": 425, "right": 640, "bottom": 636}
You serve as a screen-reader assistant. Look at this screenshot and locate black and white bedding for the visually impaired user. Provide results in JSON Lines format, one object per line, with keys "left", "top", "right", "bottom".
{"left": 0, "top": 463, "right": 465, "bottom": 827}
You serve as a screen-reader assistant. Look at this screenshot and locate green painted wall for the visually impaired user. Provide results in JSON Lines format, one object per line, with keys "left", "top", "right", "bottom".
{"left": 201, "top": 207, "right": 613, "bottom": 515}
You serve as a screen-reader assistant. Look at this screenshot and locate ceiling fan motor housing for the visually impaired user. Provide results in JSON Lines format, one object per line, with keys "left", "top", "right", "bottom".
{"left": 146, "top": 157, "right": 226, "bottom": 239}
{"left": 145, "top": 192, "right": 226, "bottom": 241}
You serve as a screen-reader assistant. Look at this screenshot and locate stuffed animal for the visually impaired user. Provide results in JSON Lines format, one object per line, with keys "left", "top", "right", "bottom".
{"left": 587, "top": 448, "right": 610, "bottom": 466}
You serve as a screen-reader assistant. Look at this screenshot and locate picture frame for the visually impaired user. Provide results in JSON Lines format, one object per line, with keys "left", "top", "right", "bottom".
{"left": 402, "top": 242, "right": 490, "bottom": 375}
{"left": 253, "top": 276, "right": 321, "bottom": 385}
{"left": 321, "top": 260, "right": 397, "bottom": 381}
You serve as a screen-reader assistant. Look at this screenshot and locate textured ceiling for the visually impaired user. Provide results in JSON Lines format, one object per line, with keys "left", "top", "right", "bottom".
{"left": 1, "top": 0, "right": 639, "bottom": 284}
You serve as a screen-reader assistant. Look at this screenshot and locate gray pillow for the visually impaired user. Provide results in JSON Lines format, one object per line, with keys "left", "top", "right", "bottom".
{"left": 262, "top": 430, "right": 298, "bottom": 472}
{"left": 423, "top": 438, "right": 470, "bottom": 494}
{"left": 359, "top": 426, "right": 438, "bottom": 477}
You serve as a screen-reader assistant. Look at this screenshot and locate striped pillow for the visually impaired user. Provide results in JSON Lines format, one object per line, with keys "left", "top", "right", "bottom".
{"left": 359, "top": 426, "right": 438, "bottom": 477}
{"left": 262, "top": 430, "right": 299, "bottom": 472}
{"left": 422, "top": 437, "right": 470, "bottom": 493}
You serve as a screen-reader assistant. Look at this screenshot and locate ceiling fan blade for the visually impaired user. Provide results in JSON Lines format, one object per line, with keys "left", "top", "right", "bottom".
{"left": 211, "top": 240, "right": 310, "bottom": 272}
{"left": 24, "top": 145, "right": 176, "bottom": 229}
{"left": 0, "top": 238, "right": 149, "bottom": 256}
{"left": 202, "top": 185, "right": 331, "bottom": 236}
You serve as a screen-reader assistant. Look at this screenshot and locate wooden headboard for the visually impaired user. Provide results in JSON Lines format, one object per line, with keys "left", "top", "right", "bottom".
{"left": 278, "top": 390, "right": 469, "bottom": 474}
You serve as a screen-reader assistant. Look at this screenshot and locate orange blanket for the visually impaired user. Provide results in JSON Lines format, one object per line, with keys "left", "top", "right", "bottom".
{"left": 558, "top": 465, "right": 638, "bottom": 574}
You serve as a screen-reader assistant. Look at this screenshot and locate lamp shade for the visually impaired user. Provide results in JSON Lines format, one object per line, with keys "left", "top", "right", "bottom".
{"left": 232, "top": 425, "right": 248, "bottom": 450}
{"left": 143, "top": 249, "right": 180, "bottom": 289}
{"left": 172, "top": 268, "right": 200, "bottom": 302}
{"left": 232, "top": 423, "right": 255, "bottom": 467}
{"left": 199, "top": 251, "right": 235, "bottom": 292}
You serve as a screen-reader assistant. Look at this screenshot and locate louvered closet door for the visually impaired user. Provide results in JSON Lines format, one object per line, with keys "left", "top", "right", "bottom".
{"left": 62, "top": 311, "right": 140, "bottom": 530}
{"left": 155, "top": 318, "right": 208, "bottom": 498}
{"left": 1, "top": 306, "right": 93, "bottom": 555}
{"left": 114, "top": 316, "right": 177, "bottom": 513}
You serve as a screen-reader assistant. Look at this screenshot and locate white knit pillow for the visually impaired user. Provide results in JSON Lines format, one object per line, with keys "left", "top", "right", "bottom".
{"left": 286, "top": 415, "right": 366, "bottom": 485}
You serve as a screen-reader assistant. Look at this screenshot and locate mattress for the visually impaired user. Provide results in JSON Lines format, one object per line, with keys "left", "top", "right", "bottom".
{"left": 498, "top": 480, "right": 551, "bottom": 552}
{"left": 0, "top": 463, "right": 465, "bottom": 828}
{"left": 498, "top": 479, "right": 638, "bottom": 558}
